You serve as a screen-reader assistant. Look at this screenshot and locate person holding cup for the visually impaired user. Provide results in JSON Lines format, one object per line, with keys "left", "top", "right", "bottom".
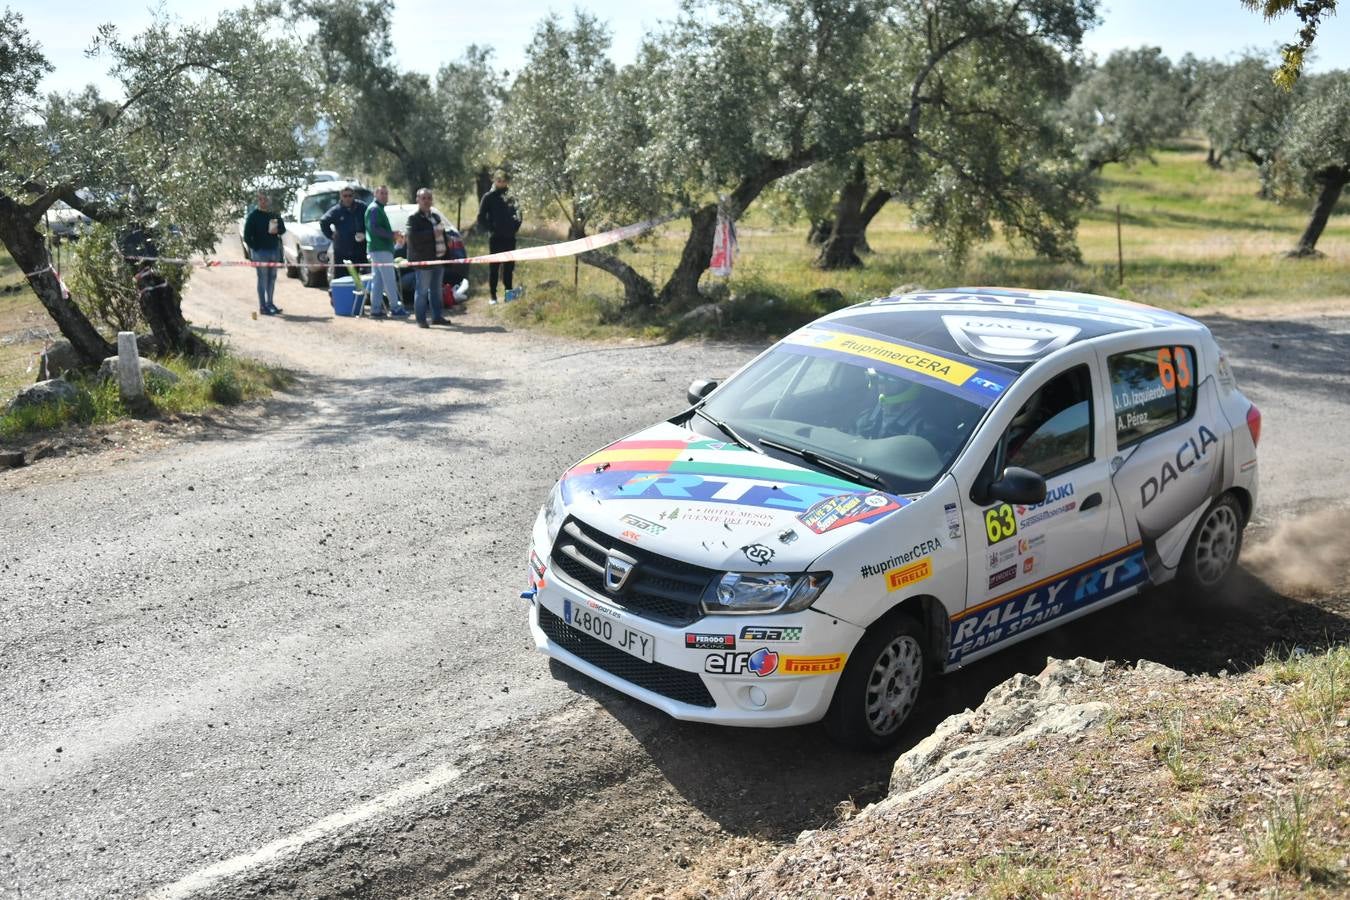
{"left": 319, "top": 183, "right": 370, "bottom": 291}
{"left": 243, "top": 191, "right": 286, "bottom": 315}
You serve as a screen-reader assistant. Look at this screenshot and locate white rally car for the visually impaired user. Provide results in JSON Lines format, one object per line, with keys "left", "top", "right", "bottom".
{"left": 524, "top": 288, "right": 1261, "bottom": 749}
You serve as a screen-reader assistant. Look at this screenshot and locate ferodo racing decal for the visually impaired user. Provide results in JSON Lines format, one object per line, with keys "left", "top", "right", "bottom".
{"left": 948, "top": 543, "right": 1146, "bottom": 664}
{"left": 779, "top": 323, "right": 1016, "bottom": 405}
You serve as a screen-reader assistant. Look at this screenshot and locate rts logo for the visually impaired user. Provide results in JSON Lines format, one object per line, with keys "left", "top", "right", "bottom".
{"left": 704, "top": 647, "right": 778, "bottom": 677}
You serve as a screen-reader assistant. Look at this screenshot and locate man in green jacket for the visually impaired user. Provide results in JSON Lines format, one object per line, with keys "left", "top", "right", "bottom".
{"left": 364, "top": 185, "right": 409, "bottom": 318}
{"left": 242, "top": 192, "right": 285, "bottom": 315}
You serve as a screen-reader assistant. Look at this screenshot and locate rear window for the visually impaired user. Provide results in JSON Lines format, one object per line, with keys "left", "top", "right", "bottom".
{"left": 1109, "top": 346, "right": 1197, "bottom": 448}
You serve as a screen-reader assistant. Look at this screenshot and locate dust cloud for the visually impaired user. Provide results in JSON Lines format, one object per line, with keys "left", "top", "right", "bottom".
{"left": 1243, "top": 506, "right": 1350, "bottom": 596}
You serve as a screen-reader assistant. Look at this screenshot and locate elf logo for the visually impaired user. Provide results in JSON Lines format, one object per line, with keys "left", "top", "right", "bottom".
{"left": 704, "top": 647, "right": 778, "bottom": 677}
{"left": 1140, "top": 425, "right": 1218, "bottom": 508}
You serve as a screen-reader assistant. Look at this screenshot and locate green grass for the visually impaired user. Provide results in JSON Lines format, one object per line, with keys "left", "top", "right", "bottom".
{"left": 482, "top": 144, "right": 1350, "bottom": 339}
{"left": 1265, "top": 645, "right": 1350, "bottom": 769}
{"left": 0, "top": 349, "right": 289, "bottom": 440}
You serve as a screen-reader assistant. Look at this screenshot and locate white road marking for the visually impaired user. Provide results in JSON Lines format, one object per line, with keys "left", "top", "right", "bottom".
{"left": 145, "top": 764, "right": 464, "bottom": 900}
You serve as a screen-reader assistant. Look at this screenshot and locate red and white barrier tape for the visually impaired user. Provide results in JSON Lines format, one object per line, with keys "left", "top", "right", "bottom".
{"left": 128, "top": 210, "right": 683, "bottom": 270}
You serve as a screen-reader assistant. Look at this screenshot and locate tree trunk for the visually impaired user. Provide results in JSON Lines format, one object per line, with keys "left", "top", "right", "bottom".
{"left": 658, "top": 205, "right": 719, "bottom": 307}
{"left": 1289, "top": 170, "right": 1347, "bottom": 258}
{"left": 856, "top": 189, "right": 891, "bottom": 255}
{"left": 1205, "top": 146, "right": 1221, "bottom": 169}
{"left": 817, "top": 163, "right": 869, "bottom": 269}
{"left": 0, "top": 199, "right": 113, "bottom": 366}
{"left": 807, "top": 219, "right": 832, "bottom": 245}
{"left": 579, "top": 250, "right": 658, "bottom": 308}
{"left": 135, "top": 266, "right": 213, "bottom": 357}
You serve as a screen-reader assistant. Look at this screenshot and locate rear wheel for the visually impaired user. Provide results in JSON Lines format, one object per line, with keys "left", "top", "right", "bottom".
{"left": 1179, "top": 493, "right": 1245, "bottom": 591}
{"left": 300, "top": 256, "right": 325, "bottom": 289}
{"left": 823, "top": 614, "right": 926, "bottom": 751}
{"left": 284, "top": 249, "right": 299, "bottom": 279}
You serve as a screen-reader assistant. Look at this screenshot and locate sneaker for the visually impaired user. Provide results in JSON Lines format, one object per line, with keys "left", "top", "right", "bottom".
{"left": 431, "top": 317, "right": 450, "bottom": 325}
{"left": 417, "top": 319, "right": 430, "bottom": 329}
{"left": 263, "top": 306, "right": 281, "bottom": 316}
{"left": 390, "top": 308, "right": 410, "bottom": 317}
{"left": 370, "top": 312, "right": 387, "bottom": 320}
{"left": 489, "top": 295, "right": 498, "bottom": 305}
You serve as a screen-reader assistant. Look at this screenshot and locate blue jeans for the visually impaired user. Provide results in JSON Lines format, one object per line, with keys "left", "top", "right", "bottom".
{"left": 415, "top": 266, "right": 444, "bottom": 323}
{"left": 252, "top": 247, "right": 280, "bottom": 309}
{"left": 369, "top": 251, "right": 405, "bottom": 314}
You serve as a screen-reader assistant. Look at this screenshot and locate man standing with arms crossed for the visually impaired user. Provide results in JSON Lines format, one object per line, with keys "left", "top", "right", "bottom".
{"left": 477, "top": 170, "right": 521, "bottom": 304}
{"left": 364, "top": 186, "right": 409, "bottom": 318}
{"left": 405, "top": 188, "right": 449, "bottom": 328}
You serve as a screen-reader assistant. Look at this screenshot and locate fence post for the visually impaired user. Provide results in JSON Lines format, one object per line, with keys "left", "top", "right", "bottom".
{"left": 1116, "top": 204, "right": 1124, "bottom": 287}
{"left": 116, "top": 331, "right": 145, "bottom": 404}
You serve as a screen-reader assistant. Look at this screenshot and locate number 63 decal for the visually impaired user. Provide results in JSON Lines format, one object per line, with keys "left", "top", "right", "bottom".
{"left": 985, "top": 503, "right": 1018, "bottom": 545}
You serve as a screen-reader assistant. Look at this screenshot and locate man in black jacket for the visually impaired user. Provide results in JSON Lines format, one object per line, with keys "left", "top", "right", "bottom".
{"left": 476, "top": 171, "right": 521, "bottom": 303}
{"left": 319, "top": 184, "right": 369, "bottom": 276}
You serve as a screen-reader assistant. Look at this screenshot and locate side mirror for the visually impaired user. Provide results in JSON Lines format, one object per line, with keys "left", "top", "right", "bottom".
{"left": 687, "top": 378, "right": 718, "bottom": 405}
{"left": 987, "top": 466, "right": 1047, "bottom": 506}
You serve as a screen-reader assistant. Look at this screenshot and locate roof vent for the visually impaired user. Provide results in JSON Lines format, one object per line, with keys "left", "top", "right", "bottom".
{"left": 942, "top": 316, "right": 1080, "bottom": 362}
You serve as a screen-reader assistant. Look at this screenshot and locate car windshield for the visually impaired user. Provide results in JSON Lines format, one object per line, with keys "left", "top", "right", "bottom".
{"left": 695, "top": 323, "right": 1018, "bottom": 494}
{"left": 299, "top": 189, "right": 373, "bottom": 223}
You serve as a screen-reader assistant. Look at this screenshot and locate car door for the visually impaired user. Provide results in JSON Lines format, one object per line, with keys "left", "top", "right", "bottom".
{"left": 951, "top": 346, "right": 1128, "bottom": 664}
{"left": 1098, "top": 337, "right": 1229, "bottom": 582}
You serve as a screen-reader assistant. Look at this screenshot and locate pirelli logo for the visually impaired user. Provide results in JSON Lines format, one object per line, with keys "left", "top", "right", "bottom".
{"left": 781, "top": 654, "right": 846, "bottom": 675}
{"left": 886, "top": 558, "right": 933, "bottom": 592}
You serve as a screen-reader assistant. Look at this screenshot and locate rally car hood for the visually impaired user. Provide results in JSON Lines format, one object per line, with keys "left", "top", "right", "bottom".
{"left": 558, "top": 421, "right": 914, "bottom": 572}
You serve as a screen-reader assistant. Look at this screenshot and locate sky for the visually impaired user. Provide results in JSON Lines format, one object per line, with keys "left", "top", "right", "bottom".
{"left": 19, "top": 0, "right": 1350, "bottom": 97}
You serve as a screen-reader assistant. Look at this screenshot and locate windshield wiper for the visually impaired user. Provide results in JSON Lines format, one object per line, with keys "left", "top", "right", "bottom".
{"left": 758, "top": 438, "right": 888, "bottom": 490}
{"left": 693, "top": 408, "right": 762, "bottom": 454}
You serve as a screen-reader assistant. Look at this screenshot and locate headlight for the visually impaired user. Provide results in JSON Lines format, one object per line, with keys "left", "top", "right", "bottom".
{"left": 703, "top": 572, "right": 831, "bottom": 615}
{"left": 542, "top": 480, "right": 566, "bottom": 541}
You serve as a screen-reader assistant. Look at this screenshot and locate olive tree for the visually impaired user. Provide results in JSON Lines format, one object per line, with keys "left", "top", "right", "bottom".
{"left": 1194, "top": 54, "right": 1301, "bottom": 179}
{"left": 0, "top": 6, "right": 317, "bottom": 364}
{"left": 1272, "top": 72, "right": 1349, "bottom": 256}
{"left": 1062, "top": 47, "right": 1189, "bottom": 173}
{"left": 1240, "top": 0, "right": 1339, "bottom": 88}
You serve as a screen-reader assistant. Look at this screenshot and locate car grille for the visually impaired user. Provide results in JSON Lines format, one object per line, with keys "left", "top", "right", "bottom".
{"left": 538, "top": 606, "right": 716, "bottom": 708}
{"left": 549, "top": 517, "right": 716, "bottom": 628}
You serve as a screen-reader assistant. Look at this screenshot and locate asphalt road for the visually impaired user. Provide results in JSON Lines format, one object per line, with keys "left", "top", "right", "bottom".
{"left": 2, "top": 259, "right": 1348, "bottom": 900}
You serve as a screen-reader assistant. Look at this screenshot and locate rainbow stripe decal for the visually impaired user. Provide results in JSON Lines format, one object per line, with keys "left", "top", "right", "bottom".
{"left": 562, "top": 436, "right": 910, "bottom": 517}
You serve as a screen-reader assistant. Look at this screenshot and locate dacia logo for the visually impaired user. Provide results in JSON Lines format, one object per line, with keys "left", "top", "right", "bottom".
{"left": 1140, "top": 425, "right": 1218, "bottom": 508}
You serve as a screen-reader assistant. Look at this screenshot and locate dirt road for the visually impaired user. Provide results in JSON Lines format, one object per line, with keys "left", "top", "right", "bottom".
{"left": 2, "top": 257, "right": 1348, "bottom": 899}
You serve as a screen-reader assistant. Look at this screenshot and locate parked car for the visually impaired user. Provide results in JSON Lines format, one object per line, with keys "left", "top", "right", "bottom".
{"left": 281, "top": 182, "right": 374, "bottom": 288}
{"left": 523, "top": 287, "right": 1261, "bottom": 749}
{"left": 43, "top": 200, "right": 92, "bottom": 241}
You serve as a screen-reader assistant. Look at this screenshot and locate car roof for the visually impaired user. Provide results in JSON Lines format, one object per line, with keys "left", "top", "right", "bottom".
{"left": 822, "top": 287, "right": 1204, "bottom": 372}
{"left": 298, "top": 181, "right": 370, "bottom": 197}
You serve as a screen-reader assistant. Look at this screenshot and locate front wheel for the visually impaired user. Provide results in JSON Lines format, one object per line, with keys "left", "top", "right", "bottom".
{"left": 1179, "top": 493, "right": 1246, "bottom": 591}
{"left": 823, "top": 614, "right": 926, "bottom": 751}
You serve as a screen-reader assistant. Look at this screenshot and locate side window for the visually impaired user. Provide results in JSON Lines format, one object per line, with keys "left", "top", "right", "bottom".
{"left": 1109, "top": 346, "right": 1196, "bottom": 448}
{"left": 1004, "top": 365, "right": 1094, "bottom": 478}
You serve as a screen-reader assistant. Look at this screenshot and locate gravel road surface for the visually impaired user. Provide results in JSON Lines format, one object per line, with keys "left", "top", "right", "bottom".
{"left": 3, "top": 256, "right": 1348, "bottom": 899}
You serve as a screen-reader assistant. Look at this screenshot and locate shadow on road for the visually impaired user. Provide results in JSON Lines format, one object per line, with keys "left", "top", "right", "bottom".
{"left": 1200, "top": 313, "right": 1350, "bottom": 405}
{"left": 550, "top": 562, "right": 1349, "bottom": 840}
{"left": 183, "top": 373, "right": 504, "bottom": 450}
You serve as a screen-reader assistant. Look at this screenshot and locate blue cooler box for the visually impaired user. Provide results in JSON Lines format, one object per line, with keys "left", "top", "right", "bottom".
{"left": 330, "top": 277, "right": 362, "bottom": 316}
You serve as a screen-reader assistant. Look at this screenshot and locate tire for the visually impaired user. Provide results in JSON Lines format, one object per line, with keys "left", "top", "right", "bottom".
{"left": 284, "top": 250, "right": 299, "bottom": 279}
{"left": 1178, "top": 493, "right": 1245, "bottom": 591}
{"left": 823, "top": 613, "right": 926, "bottom": 751}
{"left": 301, "top": 257, "right": 325, "bottom": 289}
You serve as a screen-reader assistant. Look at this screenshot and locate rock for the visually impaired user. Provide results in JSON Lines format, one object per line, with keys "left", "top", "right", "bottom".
{"left": 810, "top": 287, "right": 844, "bottom": 306}
{"left": 0, "top": 450, "right": 25, "bottom": 469}
{"left": 679, "top": 303, "right": 723, "bottom": 328}
{"left": 38, "top": 341, "right": 82, "bottom": 381}
{"left": 882, "top": 657, "right": 1112, "bottom": 805}
{"left": 1135, "top": 659, "right": 1187, "bottom": 681}
{"left": 6, "top": 378, "right": 81, "bottom": 412}
{"left": 97, "top": 356, "right": 180, "bottom": 388}
{"left": 191, "top": 368, "right": 213, "bottom": 381}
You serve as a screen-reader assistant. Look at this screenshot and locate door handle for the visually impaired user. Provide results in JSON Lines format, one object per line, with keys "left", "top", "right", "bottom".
{"left": 1079, "top": 492, "right": 1103, "bottom": 512}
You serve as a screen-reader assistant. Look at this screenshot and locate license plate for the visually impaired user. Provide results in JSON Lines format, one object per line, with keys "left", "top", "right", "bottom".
{"left": 563, "top": 598, "right": 655, "bottom": 662}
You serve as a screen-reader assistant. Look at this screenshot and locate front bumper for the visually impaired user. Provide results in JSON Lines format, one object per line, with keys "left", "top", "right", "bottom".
{"left": 525, "top": 515, "right": 863, "bottom": 728}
